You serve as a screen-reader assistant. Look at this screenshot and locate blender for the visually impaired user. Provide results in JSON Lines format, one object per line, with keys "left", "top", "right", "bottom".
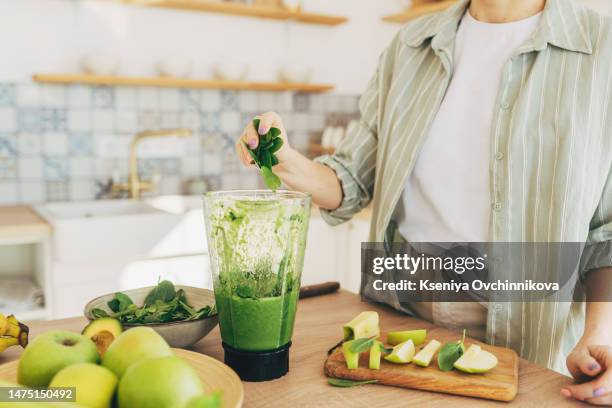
{"left": 203, "top": 190, "right": 311, "bottom": 381}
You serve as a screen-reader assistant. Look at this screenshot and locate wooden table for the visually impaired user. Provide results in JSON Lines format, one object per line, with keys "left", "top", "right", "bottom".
{"left": 0, "top": 291, "right": 583, "bottom": 407}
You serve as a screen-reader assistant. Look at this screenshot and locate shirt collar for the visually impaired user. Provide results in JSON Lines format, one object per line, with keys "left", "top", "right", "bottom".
{"left": 401, "top": 0, "right": 593, "bottom": 55}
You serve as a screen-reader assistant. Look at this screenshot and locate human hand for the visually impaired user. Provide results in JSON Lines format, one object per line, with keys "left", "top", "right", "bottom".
{"left": 564, "top": 333, "right": 612, "bottom": 405}
{"left": 235, "top": 111, "right": 292, "bottom": 167}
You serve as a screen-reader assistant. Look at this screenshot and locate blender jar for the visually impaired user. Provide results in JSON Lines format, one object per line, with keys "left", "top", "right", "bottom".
{"left": 203, "top": 190, "right": 311, "bottom": 381}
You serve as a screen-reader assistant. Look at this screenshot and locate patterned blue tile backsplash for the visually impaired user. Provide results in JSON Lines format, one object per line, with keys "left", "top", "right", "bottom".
{"left": 0, "top": 82, "right": 359, "bottom": 204}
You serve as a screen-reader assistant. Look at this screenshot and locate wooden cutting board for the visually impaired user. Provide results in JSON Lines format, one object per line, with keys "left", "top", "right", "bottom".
{"left": 324, "top": 328, "right": 519, "bottom": 402}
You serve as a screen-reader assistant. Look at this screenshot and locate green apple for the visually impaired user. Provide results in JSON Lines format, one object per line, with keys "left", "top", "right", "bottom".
{"left": 413, "top": 339, "right": 441, "bottom": 367}
{"left": 454, "top": 344, "right": 498, "bottom": 373}
{"left": 180, "top": 392, "right": 222, "bottom": 408}
{"left": 341, "top": 340, "right": 360, "bottom": 369}
{"left": 369, "top": 340, "right": 382, "bottom": 370}
{"left": 118, "top": 356, "right": 204, "bottom": 408}
{"left": 18, "top": 330, "right": 99, "bottom": 387}
{"left": 386, "top": 329, "right": 427, "bottom": 346}
{"left": 50, "top": 363, "right": 117, "bottom": 408}
{"left": 384, "top": 339, "right": 415, "bottom": 364}
{"left": 343, "top": 311, "right": 379, "bottom": 340}
{"left": 102, "top": 327, "right": 172, "bottom": 378}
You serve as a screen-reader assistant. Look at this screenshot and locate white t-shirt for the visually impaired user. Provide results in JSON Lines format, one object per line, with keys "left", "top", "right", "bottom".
{"left": 398, "top": 10, "right": 542, "bottom": 243}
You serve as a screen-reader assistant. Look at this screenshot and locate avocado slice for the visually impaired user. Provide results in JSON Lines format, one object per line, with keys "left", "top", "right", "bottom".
{"left": 82, "top": 317, "right": 123, "bottom": 358}
{"left": 386, "top": 329, "right": 427, "bottom": 346}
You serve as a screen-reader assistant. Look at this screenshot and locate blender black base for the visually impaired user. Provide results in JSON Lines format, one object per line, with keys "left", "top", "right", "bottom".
{"left": 222, "top": 342, "right": 291, "bottom": 382}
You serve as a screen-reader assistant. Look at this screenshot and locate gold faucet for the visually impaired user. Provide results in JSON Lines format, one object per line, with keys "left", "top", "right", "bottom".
{"left": 112, "top": 128, "right": 193, "bottom": 199}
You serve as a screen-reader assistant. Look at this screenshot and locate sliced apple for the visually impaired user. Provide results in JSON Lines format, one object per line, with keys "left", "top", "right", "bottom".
{"left": 343, "top": 311, "right": 380, "bottom": 341}
{"left": 341, "top": 340, "right": 360, "bottom": 369}
{"left": 387, "top": 329, "right": 427, "bottom": 346}
{"left": 454, "top": 344, "right": 498, "bottom": 373}
{"left": 369, "top": 340, "right": 382, "bottom": 370}
{"left": 383, "top": 339, "right": 415, "bottom": 364}
{"left": 413, "top": 339, "right": 441, "bottom": 367}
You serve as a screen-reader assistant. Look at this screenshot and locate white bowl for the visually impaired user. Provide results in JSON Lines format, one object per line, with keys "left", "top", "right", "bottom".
{"left": 156, "top": 57, "right": 193, "bottom": 78}
{"left": 278, "top": 65, "right": 313, "bottom": 83}
{"left": 212, "top": 62, "right": 249, "bottom": 81}
{"left": 81, "top": 54, "right": 120, "bottom": 76}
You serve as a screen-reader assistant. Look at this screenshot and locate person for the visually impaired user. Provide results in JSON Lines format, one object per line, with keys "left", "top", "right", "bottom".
{"left": 235, "top": 0, "right": 612, "bottom": 404}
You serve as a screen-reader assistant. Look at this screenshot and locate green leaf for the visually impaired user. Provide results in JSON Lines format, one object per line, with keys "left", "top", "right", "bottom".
{"left": 261, "top": 150, "right": 273, "bottom": 169}
{"left": 349, "top": 336, "right": 377, "bottom": 353}
{"left": 269, "top": 138, "right": 283, "bottom": 153}
{"left": 271, "top": 155, "right": 279, "bottom": 166}
{"left": 108, "top": 292, "right": 133, "bottom": 313}
{"left": 144, "top": 280, "right": 176, "bottom": 307}
{"left": 327, "top": 378, "right": 378, "bottom": 388}
{"left": 437, "top": 338, "right": 466, "bottom": 371}
{"left": 91, "top": 308, "right": 109, "bottom": 319}
{"left": 268, "top": 127, "right": 281, "bottom": 138}
{"left": 261, "top": 167, "right": 281, "bottom": 190}
{"left": 252, "top": 118, "right": 260, "bottom": 131}
{"left": 380, "top": 344, "right": 393, "bottom": 354}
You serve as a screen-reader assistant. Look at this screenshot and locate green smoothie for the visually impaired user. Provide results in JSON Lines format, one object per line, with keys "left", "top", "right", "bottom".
{"left": 215, "top": 288, "right": 299, "bottom": 351}
{"left": 203, "top": 191, "right": 310, "bottom": 353}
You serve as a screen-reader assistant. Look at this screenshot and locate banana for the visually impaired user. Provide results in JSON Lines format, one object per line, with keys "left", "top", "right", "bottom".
{"left": 0, "top": 336, "right": 19, "bottom": 352}
{"left": 0, "top": 314, "right": 7, "bottom": 336}
{"left": 1, "top": 315, "right": 29, "bottom": 348}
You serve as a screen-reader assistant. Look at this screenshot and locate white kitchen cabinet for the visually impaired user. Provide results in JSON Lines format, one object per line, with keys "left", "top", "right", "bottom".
{"left": 302, "top": 210, "right": 370, "bottom": 294}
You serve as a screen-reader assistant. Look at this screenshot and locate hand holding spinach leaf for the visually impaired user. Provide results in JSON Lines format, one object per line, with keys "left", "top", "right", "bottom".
{"left": 245, "top": 118, "right": 283, "bottom": 190}
{"left": 91, "top": 280, "right": 216, "bottom": 324}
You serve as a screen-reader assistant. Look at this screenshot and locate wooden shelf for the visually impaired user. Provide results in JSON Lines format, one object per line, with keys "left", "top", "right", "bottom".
{"left": 382, "top": 0, "right": 458, "bottom": 23}
{"left": 115, "top": 0, "right": 348, "bottom": 26}
{"left": 33, "top": 73, "right": 335, "bottom": 93}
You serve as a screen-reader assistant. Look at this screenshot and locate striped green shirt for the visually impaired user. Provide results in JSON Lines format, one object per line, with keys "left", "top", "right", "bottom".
{"left": 316, "top": 0, "right": 612, "bottom": 372}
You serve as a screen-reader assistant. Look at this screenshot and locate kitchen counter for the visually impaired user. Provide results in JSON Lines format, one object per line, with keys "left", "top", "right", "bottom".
{"left": 0, "top": 206, "right": 51, "bottom": 243}
{"left": 0, "top": 291, "right": 580, "bottom": 407}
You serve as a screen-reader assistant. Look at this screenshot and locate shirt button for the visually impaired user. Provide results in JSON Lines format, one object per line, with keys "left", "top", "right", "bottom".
{"left": 493, "top": 202, "right": 502, "bottom": 211}
{"left": 500, "top": 102, "right": 511, "bottom": 110}
{"left": 495, "top": 152, "right": 504, "bottom": 160}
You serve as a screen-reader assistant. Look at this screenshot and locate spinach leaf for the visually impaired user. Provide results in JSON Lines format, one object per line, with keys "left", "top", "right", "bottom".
{"left": 95, "top": 280, "right": 216, "bottom": 324}
{"left": 108, "top": 292, "right": 134, "bottom": 313}
{"left": 349, "top": 336, "right": 377, "bottom": 354}
{"left": 327, "top": 378, "right": 378, "bottom": 388}
{"left": 144, "top": 280, "right": 176, "bottom": 307}
{"left": 91, "top": 308, "right": 109, "bottom": 318}
{"left": 437, "top": 329, "right": 467, "bottom": 371}
{"left": 247, "top": 118, "right": 283, "bottom": 190}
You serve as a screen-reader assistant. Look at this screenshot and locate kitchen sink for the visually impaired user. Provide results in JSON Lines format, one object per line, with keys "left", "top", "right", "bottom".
{"left": 35, "top": 197, "right": 207, "bottom": 263}
{"left": 36, "top": 200, "right": 165, "bottom": 220}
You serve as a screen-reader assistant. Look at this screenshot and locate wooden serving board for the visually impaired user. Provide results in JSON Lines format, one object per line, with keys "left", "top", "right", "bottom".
{"left": 325, "top": 328, "right": 518, "bottom": 402}
{"left": 0, "top": 348, "right": 244, "bottom": 408}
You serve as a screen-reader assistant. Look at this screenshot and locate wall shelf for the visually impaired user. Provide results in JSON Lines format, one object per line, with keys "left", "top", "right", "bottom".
{"left": 382, "top": 0, "right": 458, "bottom": 23}
{"left": 114, "top": 0, "right": 348, "bottom": 26}
{"left": 33, "top": 73, "right": 335, "bottom": 93}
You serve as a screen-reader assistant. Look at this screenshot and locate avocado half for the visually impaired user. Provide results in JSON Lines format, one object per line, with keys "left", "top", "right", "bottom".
{"left": 82, "top": 318, "right": 123, "bottom": 358}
